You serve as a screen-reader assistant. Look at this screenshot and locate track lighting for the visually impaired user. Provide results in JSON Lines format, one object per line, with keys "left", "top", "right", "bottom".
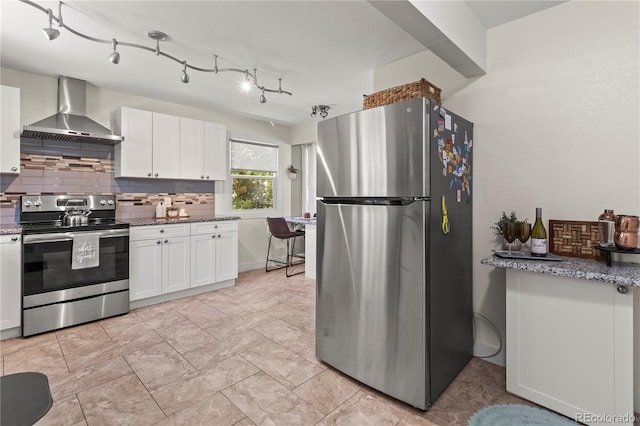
{"left": 311, "top": 105, "right": 330, "bottom": 119}
{"left": 108, "top": 39, "right": 120, "bottom": 64}
{"left": 42, "top": 8, "right": 60, "bottom": 40}
{"left": 21, "top": 0, "right": 293, "bottom": 103}
{"left": 180, "top": 61, "right": 189, "bottom": 83}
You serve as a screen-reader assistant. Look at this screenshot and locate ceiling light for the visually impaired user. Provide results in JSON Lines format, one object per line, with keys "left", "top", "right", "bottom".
{"left": 42, "top": 8, "right": 60, "bottom": 41}
{"left": 21, "top": 0, "right": 293, "bottom": 104}
{"left": 311, "top": 105, "right": 330, "bottom": 119}
{"left": 180, "top": 61, "right": 190, "bottom": 84}
{"left": 108, "top": 39, "right": 120, "bottom": 64}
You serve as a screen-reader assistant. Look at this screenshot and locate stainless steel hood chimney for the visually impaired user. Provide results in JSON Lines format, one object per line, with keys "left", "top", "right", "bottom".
{"left": 21, "top": 76, "right": 123, "bottom": 145}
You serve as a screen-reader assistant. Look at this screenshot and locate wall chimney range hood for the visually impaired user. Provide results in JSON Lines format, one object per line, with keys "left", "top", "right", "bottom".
{"left": 21, "top": 76, "right": 123, "bottom": 145}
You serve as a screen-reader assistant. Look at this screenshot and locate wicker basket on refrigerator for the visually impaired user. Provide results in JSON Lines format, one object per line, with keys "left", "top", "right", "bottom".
{"left": 363, "top": 78, "right": 442, "bottom": 109}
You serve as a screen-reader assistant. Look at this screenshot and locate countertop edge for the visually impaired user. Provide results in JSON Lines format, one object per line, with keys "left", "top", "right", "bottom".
{"left": 128, "top": 216, "right": 241, "bottom": 226}
{"left": 481, "top": 255, "right": 640, "bottom": 287}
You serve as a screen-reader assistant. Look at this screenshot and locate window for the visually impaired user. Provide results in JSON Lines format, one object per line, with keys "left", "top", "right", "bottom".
{"left": 230, "top": 139, "right": 278, "bottom": 210}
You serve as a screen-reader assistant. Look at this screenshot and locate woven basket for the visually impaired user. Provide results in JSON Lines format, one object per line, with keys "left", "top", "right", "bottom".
{"left": 363, "top": 78, "right": 442, "bottom": 109}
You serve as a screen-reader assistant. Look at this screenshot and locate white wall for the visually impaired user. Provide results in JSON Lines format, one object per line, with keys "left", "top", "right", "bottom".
{"left": 375, "top": 0, "right": 640, "bottom": 408}
{"left": 1, "top": 67, "right": 293, "bottom": 272}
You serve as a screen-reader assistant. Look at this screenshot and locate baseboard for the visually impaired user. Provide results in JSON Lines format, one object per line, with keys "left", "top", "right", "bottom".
{"left": 473, "top": 339, "right": 506, "bottom": 367}
{"left": 634, "top": 387, "right": 639, "bottom": 414}
{"left": 238, "top": 260, "right": 266, "bottom": 273}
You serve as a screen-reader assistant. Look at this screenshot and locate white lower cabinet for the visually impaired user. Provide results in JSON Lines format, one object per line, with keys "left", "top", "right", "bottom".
{"left": 506, "top": 269, "right": 634, "bottom": 426}
{"left": 190, "top": 221, "right": 238, "bottom": 288}
{"left": 0, "top": 234, "right": 21, "bottom": 333}
{"left": 130, "top": 221, "right": 237, "bottom": 303}
{"left": 129, "top": 224, "right": 190, "bottom": 301}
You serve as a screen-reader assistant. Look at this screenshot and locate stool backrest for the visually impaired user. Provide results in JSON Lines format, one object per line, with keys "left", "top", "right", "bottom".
{"left": 266, "top": 217, "right": 293, "bottom": 239}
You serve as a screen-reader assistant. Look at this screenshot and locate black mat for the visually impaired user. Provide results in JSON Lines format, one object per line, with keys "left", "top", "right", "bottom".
{"left": 0, "top": 372, "right": 53, "bottom": 426}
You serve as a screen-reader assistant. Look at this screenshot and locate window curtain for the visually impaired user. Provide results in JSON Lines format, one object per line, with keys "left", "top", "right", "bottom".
{"left": 301, "top": 143, "right": 317, "bottom": 215}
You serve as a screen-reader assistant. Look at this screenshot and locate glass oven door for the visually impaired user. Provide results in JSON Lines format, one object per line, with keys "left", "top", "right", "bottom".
{"left": 23, "top": 229, "right": 129, "bottom": 297}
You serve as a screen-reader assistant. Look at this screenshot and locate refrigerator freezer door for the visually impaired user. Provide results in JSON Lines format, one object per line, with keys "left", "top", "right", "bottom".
{"left": 317, "top": 98, "right": 429, "bottom": 198}
{"left": 316, "top": 199, "right": 429, "bottom": 409}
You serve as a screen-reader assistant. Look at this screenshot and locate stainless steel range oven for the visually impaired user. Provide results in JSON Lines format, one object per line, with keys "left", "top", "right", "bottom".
{"left": 20, "top": 195, "right": 129, "bottom": 337}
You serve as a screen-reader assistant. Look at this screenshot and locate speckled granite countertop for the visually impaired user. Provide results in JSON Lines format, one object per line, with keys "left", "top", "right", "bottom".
{"left": 127, "top": 216, "right": 240, "bottom": 227}
{"left": 482, "top": 254, "right": 640, "bottom": 287}
{"left": 0, "top": 223, "right": 21, "bottom": 235}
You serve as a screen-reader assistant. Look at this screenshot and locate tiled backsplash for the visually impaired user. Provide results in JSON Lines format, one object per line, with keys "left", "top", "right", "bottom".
{"left": 0, "top": 138, "right": 215, "bottom": 223}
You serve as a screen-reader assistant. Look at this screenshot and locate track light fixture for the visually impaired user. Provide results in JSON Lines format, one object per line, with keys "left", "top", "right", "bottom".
{"left": 180, "top": 61, "right": 190, "bottom": 83}
{"left": 22, "top": 0, "right": 293, "bottom": 103}
{"left": 311, "top": 105, "right": 330, "bottom": 119}
{"left": 108, "top": 39, "right": 120, "bottom": 64}
{"left": 42, "top": 8, "right": 60, "bottom": 40}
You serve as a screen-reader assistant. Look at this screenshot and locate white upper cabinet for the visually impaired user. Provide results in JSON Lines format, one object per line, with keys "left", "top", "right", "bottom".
{"left": 1, "top": 85, "right": 21, "bottom": 174}
{"left": 114, "top": 107, "right": 226, "bottom": 181}
{"left": 180, "top": 117, "right": 205, "bottom": 180}
{"left": 152, "top": 112, "right": 181, "bottom": 179}
{"left": 114, "top": 107, "right": 153, "bottom": 178}
{"left": 204, "top": 121, "right": 227, "bottom": 181}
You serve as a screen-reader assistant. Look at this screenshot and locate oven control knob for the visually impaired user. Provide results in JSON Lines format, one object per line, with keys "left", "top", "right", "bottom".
{"left": 100, "top": 199, "right": 107, "bottom": 205}
{"left": 24, "top": 201, "right": 32, "bottom": 207}
{"left": 107, "top": 200, "right": 114, "bottom": 205}
{"left": 34, "top": 200, "right": 41, "bottom": 207}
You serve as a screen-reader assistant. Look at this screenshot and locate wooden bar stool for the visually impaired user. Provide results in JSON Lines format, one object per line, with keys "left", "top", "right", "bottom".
{"left": 265, "top": 217, "right": 305, "bottom": 277}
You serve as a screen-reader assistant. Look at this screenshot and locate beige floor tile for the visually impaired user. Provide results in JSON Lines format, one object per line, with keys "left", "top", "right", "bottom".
{"left": 133, "top": 307, "right": 191, "bottom": 331}
{"left": 48, "top": 356, "right": 132, "bottom": 400}
{"left": 154, "top": 392, "right": 246, "bottom": 426}
{"left": 197, "top": 291, "right": 249, "bottom": 316}
{"left": 99, "top": 311, "right": 145, "bottom": 331}
{"left": 3, "top": 342, "right": 69, "bottom": 379}
{"left": 297, "top": 345, "right": 328, "bottom": 368}
{"left": 266, "top": 303, "right": 315, "bottom": 331}
{"left": 293, "top": 368, "right": 361, "bottom": 415}
{"left": 65, "top": 328, "right": 164, "bottom": 372}
{"left": 77, "top": 373, "right": 166, "bottom": 426}
{"left": 35, "top": 394, "right": 85, "bottom": 426}
{"left": 454, "top": 357, "right": 506, "bottom": 391}
{"left": 124, "top": 341, "right": 197, "bottom": 391}
{"left": 151, "top": 354, "right": 259, "bottom": 416}
{"left": 172, "top": 298, "right": 229, "bottom": 328}
{"left": 155, "top": 320, "right": 218, "bottom": 354}
{"left": 206, "top": 311, "right": 275, "bottom": 340}
{"left": 232, "top": 418, "right": 257, "bottom": 426}
{"left": 253, "top": 318, "right": 315, "bottom": 353}
{"left": 182, "top": 330, "right": 270, "bottom": 371}
{"left": 0, "top": 332, "right": 58, "bottom": 357}
{"left": 56, "top": 322, "right": 113, "bottom": 357}
{"left": 317, "top": 390, "right": 408, "bottom": 426}
{"left": 222, "top": 371, "right": 324, "bottom": 425}
{"left": 239, "top": 340, "right": 324, "bottom": 389}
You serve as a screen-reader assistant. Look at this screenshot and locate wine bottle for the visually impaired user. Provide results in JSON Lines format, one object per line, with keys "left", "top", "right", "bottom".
{"left": 530, "top": 207, "right": 547, "bottom": 256}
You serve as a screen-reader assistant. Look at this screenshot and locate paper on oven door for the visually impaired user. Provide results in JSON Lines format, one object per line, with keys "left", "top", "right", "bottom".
{"left": 71, "top": 233, "right": 100, "bottom": 269}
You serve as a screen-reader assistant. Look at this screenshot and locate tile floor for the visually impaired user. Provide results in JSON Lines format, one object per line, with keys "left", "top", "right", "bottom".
{"left": 0, "top": 269, "right": 624, "bottom": 425}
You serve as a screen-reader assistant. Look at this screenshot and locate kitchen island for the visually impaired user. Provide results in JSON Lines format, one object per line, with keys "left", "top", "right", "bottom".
{"left": 482, "top": 254, "right": 638, "bottom": 426}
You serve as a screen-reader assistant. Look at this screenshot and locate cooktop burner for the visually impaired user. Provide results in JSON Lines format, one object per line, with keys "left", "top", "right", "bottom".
{"left": 20, "top": 194, "right": 129, "bottom": 234}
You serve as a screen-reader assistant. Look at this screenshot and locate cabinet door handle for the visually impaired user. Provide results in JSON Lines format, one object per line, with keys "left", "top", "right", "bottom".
{"left": 164, "top": 239, "right": 169, "bottom": 244}
{"left": 154, "top": 173, "right": 159, "bottom": 177}
{"left": 160, "top": 229, "right": 165, "bottom": 233}
{"left": 147, "top": 172, "right": 152, "bottom": 177}
{"left": 212, "top": 235, "right": 215, "bottom": 239}
{"left": 11, "top": 236, "right": 19, "bottom": 242}
{"left": 617, "top": 285, "right": 629, "bottom": 294}
{"left": 214, "top": 225, "right": 218, "bottom": 229}
{"left": 156, "top": 240, "right": 161, "bottom": 244}
{"left": 206, "top": 176, "right": 210, "bottom": 179}
{"left": 218, "top": 234, "right": 222, "bottom": 238}
{"left": 201, "top": 175, "right": 204, "bottom": 179}
{"left": 11, "top": 166, "right": 18, "bottom": 171}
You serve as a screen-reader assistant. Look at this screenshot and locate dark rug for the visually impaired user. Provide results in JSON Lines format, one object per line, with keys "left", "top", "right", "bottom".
{"left": 0, "top": 372, "right": 53, "bottom": 426}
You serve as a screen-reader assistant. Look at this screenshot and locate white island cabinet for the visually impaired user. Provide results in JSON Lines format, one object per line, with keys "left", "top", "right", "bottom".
{"left": 505, "top": 268, "right": 635, "bottom": 426}
{"left": 0, "top": 234, "right": 22, "bottom": 339}
{"left": 129, "top": 224, "right": 190, "bottom": 301}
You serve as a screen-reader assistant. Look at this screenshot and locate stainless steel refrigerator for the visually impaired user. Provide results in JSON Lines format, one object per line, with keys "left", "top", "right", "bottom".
{"left": 316, "top": 97, "right": 473, "bottom": 410}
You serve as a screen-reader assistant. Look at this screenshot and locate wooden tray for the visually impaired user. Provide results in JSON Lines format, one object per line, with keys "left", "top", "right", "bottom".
{"left": 549, "top": 220, "right": 606, "bottom": 260}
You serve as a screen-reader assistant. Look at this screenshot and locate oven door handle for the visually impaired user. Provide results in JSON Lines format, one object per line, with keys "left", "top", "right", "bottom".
{"left": 23, "top": 229, "right": 129, "bottom": 244}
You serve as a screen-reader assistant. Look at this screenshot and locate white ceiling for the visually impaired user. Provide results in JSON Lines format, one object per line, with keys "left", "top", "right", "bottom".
{"left": 0, "top": 1, "right": 564, "bottom": 127}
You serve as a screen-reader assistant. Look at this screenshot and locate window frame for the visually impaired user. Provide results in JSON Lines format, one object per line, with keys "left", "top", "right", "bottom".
{"left": 217, "top": 135, "right": 286, "bottom": 219}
